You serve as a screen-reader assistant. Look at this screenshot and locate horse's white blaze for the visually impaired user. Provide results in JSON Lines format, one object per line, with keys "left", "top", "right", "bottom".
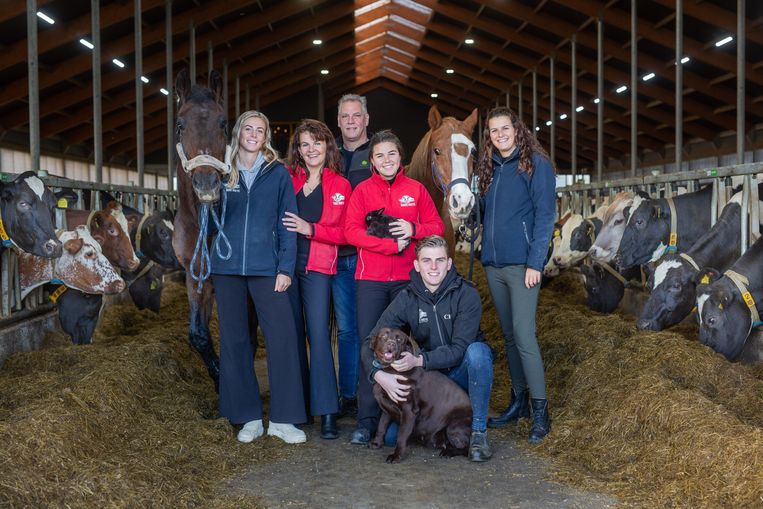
{"left": 697, "top": 293, "right": 710, "bottom": 325}
{"left": 163, "top": 219, "right": 174, "bottom": 231}
{"left": 653, "top": 259, "right": 682, "bottom": 290}
{"left": 447, "top": 133, "right": 475, "bottom": 217}
{"left": 24, "top": 176, "right": 46, "bottom": 201}
{"left": 650, "top": 242, "right": 667, "bottom": 262}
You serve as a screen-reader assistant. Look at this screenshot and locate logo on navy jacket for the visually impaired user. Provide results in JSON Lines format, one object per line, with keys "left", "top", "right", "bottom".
{"left": 418, "top": 308, "right": 428, "bottom": 323}
{"left": 399, "top": 195, "right": 415, "bottom": 207}
{"left": 226, "top": 184, "right": 241, "bottom": 193}
{"left": 331, "top": 193, "right": 345, "bottom": 205}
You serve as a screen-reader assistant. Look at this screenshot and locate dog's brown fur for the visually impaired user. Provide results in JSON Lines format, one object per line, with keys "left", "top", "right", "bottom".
{"left": 369, "top": 327, "right": 472, "bottom": 462}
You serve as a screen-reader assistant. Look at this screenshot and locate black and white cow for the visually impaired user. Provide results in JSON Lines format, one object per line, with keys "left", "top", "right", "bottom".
{"left": 637, "top": 193, "right": 748, "bottom": 331}
{"left": 0, "top": 171, "right": 62, "bottom": 257}
{"left": 552, "top": 205, "right": 608, "bottom": 269}
{"left": 696, "top": 237, "right": 763, "bottom": 361}
{"left": 580, "top": 261, "right": 642, "bottom": 313}
{"left": 614, "top": 186, "right": 713, "bottom": 270}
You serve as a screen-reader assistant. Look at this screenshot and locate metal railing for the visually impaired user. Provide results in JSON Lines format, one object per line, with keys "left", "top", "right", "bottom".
{"left": 0, "top": 172, "right": 178, "bottom": 323}
{"left": 556, "top": 162, "right": 763, "bottom": 254}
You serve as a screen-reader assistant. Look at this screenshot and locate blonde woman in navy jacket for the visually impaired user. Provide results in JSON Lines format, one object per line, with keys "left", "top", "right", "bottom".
{"left": 476, "top": 107, "right": 556, "bottom": 444}
{"left": 211, "top": 110, "right": 306, "bottom": 445}
{"left": 283, "top": 119, "right": 352, "bottom": 440}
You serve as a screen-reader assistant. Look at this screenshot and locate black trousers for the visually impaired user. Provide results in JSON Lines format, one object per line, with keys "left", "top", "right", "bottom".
{"left": 213, "top": 274, "right": 306, "bottom": 425}
{"left": 355, "top": 279, "right": 409, "bottom": 432}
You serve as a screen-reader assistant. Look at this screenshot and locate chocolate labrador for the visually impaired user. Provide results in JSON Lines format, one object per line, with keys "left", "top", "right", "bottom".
{"left": 369, "top": 327, "right": 472, "bottom": 462}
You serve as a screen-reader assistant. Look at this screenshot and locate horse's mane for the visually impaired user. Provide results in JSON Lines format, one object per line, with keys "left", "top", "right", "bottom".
{"left": 407, "top": 129, "right": 432, "bottom": 182}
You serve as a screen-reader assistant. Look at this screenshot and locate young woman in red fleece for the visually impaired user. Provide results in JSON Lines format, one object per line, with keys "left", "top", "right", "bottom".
{"left": 343, "top": 129, "right": 444, "bottom": 444}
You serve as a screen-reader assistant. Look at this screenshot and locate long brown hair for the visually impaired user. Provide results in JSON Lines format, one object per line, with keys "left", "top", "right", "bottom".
{"left": 476, "top": 107, "right": 554, "bottom": 196}
{"left": 287, "top": 119, "right": 343, "bottom": 176}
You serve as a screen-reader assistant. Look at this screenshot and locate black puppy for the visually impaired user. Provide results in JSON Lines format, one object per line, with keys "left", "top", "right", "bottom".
{"left": 365, "top": 208, "right": 403, "bottom": 239}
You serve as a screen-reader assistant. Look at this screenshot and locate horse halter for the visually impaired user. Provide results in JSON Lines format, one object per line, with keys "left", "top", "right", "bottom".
{"left": 430, "top": 146, "right": 478, "bottom": 197}
{"left": 175, "top": 142, "right": 232, "bottom": 176}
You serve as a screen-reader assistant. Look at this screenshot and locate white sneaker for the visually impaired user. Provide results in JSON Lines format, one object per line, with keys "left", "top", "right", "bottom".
{"left": 267, "top": 422, "right": 307, "bottom": 444}
{"left": 237, "top": 419, "right": 264, "bottom": 443}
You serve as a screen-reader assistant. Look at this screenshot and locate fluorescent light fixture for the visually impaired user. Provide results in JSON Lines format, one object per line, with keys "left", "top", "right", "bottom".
{"left": 464, "top": 38, "right": 475, "bottom": 45}
{"left": 545, "top": 120, "right": 552, "bottom": 126}
{"left": 141, "top": 76, "right": 149, "bottom": 84}
{"left": 559, "top": 113, "right": 568, "bottom": 120}
{"left": 79, "top": 38, "right": 94, "bottom": 49}
{"left": 445, "top": 68, "right": 454, "bottom": 74}
{"left": 642, "top": 72, "right": 655, "bottom": 81}
{"left": 312, "top": 39, "right": 322, "bottom": 45}
{"left": 36, "top": 11, "right": 55, "bottom": 24}
{"left": 112, "top": 58, "right": 125, "bottom": 68}
{"left": 430, "top": 93, "right": 438, "bottom": 98}
{"left": 616, "top": 85, "right": 627, "bottom": 93}
{"left": 160, "top": 88, "right": 169, "bottom": 95}
{"left": 593, "top": 97, "right": 600, "bottom": 104}
{"left": 715, "top": 36, "right": 733, "bottom": 47}
{"left": 681, "top": 56, "right": 690, "bottom": 64}
{"left": 576, "top": 106, "right": 584, "bottom": 112}
{"left": 320, "top": 69, "right": 329, "bottom": 75}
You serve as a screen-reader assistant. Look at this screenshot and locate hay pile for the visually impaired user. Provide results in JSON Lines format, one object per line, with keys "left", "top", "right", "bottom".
{"left": 0, "top": 281, "right": 287, "bottom": 508}
{"left": 461, "top": 256, "right": 763, "bottom": 507}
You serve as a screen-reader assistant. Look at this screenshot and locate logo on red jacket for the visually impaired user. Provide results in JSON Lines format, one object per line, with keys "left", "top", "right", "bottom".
{"left": 399, "top": 195, "right": 415, "bottom": 207}
{"left": 331, "top": 193, "right": 345, "bottom": 205}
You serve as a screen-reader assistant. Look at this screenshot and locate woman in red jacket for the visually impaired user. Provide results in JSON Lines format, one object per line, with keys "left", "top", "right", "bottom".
{"left": 283, "top": 119, "right": 352, "bottom": 440}
{"left": 343, "top": 129, "right": 445, "bottom": 444}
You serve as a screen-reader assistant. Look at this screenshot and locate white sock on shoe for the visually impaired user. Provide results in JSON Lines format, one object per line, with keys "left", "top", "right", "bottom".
{"left": 267, "top": 422, "right": 306, "bottom": 444}
{"left": 237, "top": 419, "right": 264, "bottom": 443}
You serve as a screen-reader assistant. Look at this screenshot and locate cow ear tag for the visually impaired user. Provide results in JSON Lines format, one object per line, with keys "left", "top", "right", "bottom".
{"left": 700, "top": 275, "right": 710, "bottom": 284}
{"left": 57, "top": 198, "right": 68, "bottom": 209}
{"left": 553, "top": 229, "right": 560, "bottom": 238}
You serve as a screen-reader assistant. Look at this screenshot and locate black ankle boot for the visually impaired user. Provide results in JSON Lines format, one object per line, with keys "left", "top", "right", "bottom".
{"left": 487, "top": 389, "right": 529, "bottom": 428}
{"left": 320, "top": 414, "right": 339, "bottom": 440}
{"left": 528, "top": 399, "right": 550, "bottom": 444}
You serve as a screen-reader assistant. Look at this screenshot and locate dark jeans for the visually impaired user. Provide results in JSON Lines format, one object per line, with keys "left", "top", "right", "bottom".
{"left": 355, "top": 279, "right": 410, "bottom": 432}
{"left": 331, "top": 254, "right": 360, "bottom": 399}
{"left": 212, "top": 274, "right": 306, "bottom": 425}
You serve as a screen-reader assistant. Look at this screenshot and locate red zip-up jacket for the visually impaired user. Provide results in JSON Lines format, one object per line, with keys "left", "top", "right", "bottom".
{"left": 290, "top": 167, "right": 352, "bottom": 275}
{"left": 345, "top": 168, "right": 444, "bottom": 281}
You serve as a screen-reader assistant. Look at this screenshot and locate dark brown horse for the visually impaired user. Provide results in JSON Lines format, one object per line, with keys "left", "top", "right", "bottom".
{"left": 408, "top": 105, "right": 479, "bottom": 253}
{"left": 172, "top": 69, "right": 230, "bottom": 388}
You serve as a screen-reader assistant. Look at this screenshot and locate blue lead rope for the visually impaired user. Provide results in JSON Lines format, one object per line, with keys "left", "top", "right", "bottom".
{"left": 189, "top": 190, "right": 232, "bottom": 294}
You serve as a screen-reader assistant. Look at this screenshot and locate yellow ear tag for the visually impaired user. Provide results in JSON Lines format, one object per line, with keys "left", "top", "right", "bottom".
{"left": 719, "top": 303, "right": 724, "bottom": 310}
{"left": 553, "top": 229, "right": 560, "bottom": 238}
{"left": 0, "top": 219, "right": 9, "bottom": 242}
{"left": 700, "top": 275, "right": 710, "bottom": 284}
{"left": 656, "top": 207, "right": 661, "bottom": 218}
{"left": 57, "top": 198, "right": 68, "bottom": 209}
{"left": 669, "top": 233, "right": 678, "bottom": 246}
{"left": 742, "top": 291, "right": 756, "bottom": 309}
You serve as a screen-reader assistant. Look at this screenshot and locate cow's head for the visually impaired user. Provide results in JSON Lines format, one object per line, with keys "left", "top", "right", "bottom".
{"left": 590, "top": 192, "right": 634, "bottom": 262}
{"left": 580, "top": 262, "right": 625, "bottom": 313}
{"left": 637, "top": 255, "right": 699, "bottom": 331}
{"left": 696, "top": 269, "right": 753, "bottom": 361}
{"left": 57, "top": 226, "right": 125, "bottom": 295}
{"left": 139, "top": 210, "right": 181, "bottom": 269}
{"left": 614, "top": 195, "right": 669, "bottom": 270}
{"left": 90, "top": 202, "right": 140, "bottom": 272}
{"left": 0, "top": 171, "right": 62, "bottom": 257}
{"left": 552, "top": 214, "right": 586, "bottom": 269}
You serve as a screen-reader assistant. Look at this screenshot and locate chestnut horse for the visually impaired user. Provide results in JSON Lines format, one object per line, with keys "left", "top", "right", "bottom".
{"left": 172, "top": 69, "right": 230, "bottom": 389}
{"left": 408, "top": 105, "right": 479, "bottom": 254}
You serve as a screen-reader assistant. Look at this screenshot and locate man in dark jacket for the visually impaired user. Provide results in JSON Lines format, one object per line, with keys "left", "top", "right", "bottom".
{"left": 360, "top": 235, "right": 493, "bottom": 462}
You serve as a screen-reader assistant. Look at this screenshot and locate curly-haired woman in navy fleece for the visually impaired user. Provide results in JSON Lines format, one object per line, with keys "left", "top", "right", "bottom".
{"left": 211, "top": 110, "right": 307, "bottom": 445}
{"left": 282, "top": 119, "right": 352, "bottom": 440}
{"left": 477, "top": 107, "right": 556, "bottom": 444}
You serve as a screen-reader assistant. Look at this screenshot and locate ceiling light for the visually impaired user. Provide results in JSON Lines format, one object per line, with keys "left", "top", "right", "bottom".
{"left": 714, "top": 36, "right": 733, "bottom": 47}
{"left": 559, "top": 113, "right": 568, "bottom": 120}
{"left": 141, "top": 76, "right": 149, "bottom": 84}
{"left": 576, "top": 106, "right": 584, "bottom": 112}
{"left": 320, "top": 69, "right": 329, "bottom": 75}
{"left": 464, "top": 38, "right": 475, "bottom": 45}
{"left": 36, "top": 12, "right": 55, "bottom": 24}
{"left": 112, "top": 58, "right": 125, "bottom": 68}
{"left": 680, "top": 56, "right": 690, "bottom": 64}
{"left": 430, "top": 93, "right": 438, "bottom": 98}
{"left": 593, "top": 97, "right": 600, "bottom": 104}
{"left": 642, "top": 72, "right": 655, "bottom": 81}
{"left": 445, "top": 68, "right": 454, "bottom": 74}
{"left": 616, "top": 85, "right": 627, "bottom": 93}
{"left": 545, "top": 120, "right": 552, "bottom": 126}
{"left": 79, "top": 38, "right": 94, "bottom": 49}
{"left": 535, "top": 126, "right": 540, "bottom": 131}
{"left": 160, "top": 88, "right": 169, "bottom": 95}
{"left": 312, "top": 39, "right": 322, "bottom": 45}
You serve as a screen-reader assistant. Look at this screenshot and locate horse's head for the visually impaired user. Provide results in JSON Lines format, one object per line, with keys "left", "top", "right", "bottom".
{"left": 428, "top": 105, "right": 479, "bottom": 220}
{"left": 175, "top": 69, "right": 230, "bottom": 203}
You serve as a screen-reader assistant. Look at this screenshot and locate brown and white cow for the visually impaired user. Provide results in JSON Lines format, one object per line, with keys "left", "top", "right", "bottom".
{"left": 19, "top": 225, "right": 124, "bottom": 298}
{"left": 66, "top": 201, "right": 140, "bottom": 272}
{"left": 589, "top": 192, "right": 638, "bottom": 263}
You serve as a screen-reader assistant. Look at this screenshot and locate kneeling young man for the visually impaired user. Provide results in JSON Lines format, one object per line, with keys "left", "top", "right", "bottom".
{"left": 361, "top": 235, "right": 494, "bottom": 461}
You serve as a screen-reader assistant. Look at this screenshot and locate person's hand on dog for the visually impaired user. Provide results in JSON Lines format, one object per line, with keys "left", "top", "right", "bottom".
{"left": 374, "top": 370, "right": 410, "bottom": 403}
{"left": 391, "top": 351, "right": 423, "bottom": 372}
